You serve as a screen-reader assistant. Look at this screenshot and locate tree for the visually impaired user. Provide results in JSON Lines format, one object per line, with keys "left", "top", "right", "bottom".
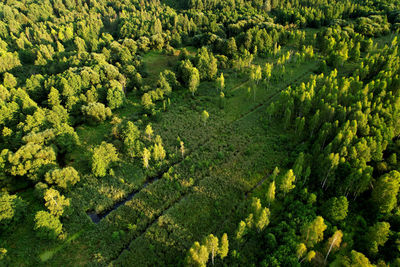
{"left": 122, "top": 121, "right": 141, "bottom": 156}
{"left": 7, "top": 143, "right": 57, "bottom": 182}
{"left": 45, "top": 167, "right": 80, "bottom": 190}
{"left": 367, "top": 221, "right": 390, "bottom": 255}
{"left": 0, "top": 192, "right": 25, "bottom": 228}
{"left": 91, "top": 142, "right": 118, "bottom": 177}
{"left": 186, "top": 242, "right": 208, "bottom": 267}
{"left": 153, "top": 142, "right": 166, "bottom": 161}
{"left": 219, "top": 233, "right": 229, "bottom": 260}
{"left": 266, "top": 180, "right": 275, "bottom": 207}
{"left": 322, "top": 196, "right": 348, "bottom": 222}
{"left": 296, "top": 243, "right": 307, "bottom": 260}
{"left": 107, "top": 82, "right": 125, "bottom": 109}
{"left": 143, "top": 148, "right": 151, "bottom": 169}
{"left": 339, "top": 250, "right": 374, "bottom": 267}
{"left": 180, "top": 140, "right": 185, "bottom": 158}
{"left": 324, "top": 230, "right": 343, "bottom": 263}
{"left": 226, "top": 37, "right": 237, "bottom": 57}
{"left": 141, "top": 93, "right": 154, "bottom": 110}
{"left": 34, "top": 211, "right": 62, "bottom": 240}
{"left": 250, "top": 65, "right": 262, "bottom": 84}
{"left": 145, "top": 124, "right": 153, "bottom": 140}
{"left": 204, "top": 234, "right": 219, "bottom": 265}
{"left": 201, "top": 110, "right": 209, "bottom": 125}
{"left": 82, "top": 102, "right": 112, "bottom": 122}
{"left": 44, "top": 188, "right": 70, "bottom": 217}
{"left": 188, "top": 67, "right": 200, "bottom": 96}
{"left": 216, "top": 73, "right": 225, "bottom": 92}
{"left": 371, "top": 170, "right": 400, "bottom": 214}
{"left": 301, "top": 216, "right": 327, "bottom": 248}
{"left": 279, "top": 169, "right": 296, "bottom": 196}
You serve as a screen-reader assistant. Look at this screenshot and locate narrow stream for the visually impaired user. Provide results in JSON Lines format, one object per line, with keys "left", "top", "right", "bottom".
{"left": 87, "top": 172, "right": 163, "bottom": 223}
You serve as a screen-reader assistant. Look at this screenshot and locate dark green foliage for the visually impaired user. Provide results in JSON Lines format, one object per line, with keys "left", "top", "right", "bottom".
{"left": 322, "top": 196, "right": 349, "bottom": 222}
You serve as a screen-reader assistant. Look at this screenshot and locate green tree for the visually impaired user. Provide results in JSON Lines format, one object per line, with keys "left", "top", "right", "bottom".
{"left": 219, "top": 233, "right": 229, "bottom": 260}
{"left": 201, "top": 110, "right": 209, "bottom": 125}
{"left": 45, "top": 167, "right": 80, "bottom": 190}
{"left": 371, "top": 171, "right": 400, "bottom": 214}
{"left": 324, "top": 230, "right": 343, "bottom": 264}
{"left": 367, "top": 221, "right": 390, "bottom": 255}
{"left": 323, "top": 196, "right": 348, "bottom": 222}
{"left": 204, "top": 234, "right": 219, "bottom": 265}
{"left": 186, "top": 241, "right": 209, "bottom": 267}
{"left": 107, "top": 81, "right": 125, "bottom": 110}
{"left": 188, "top": 67, "right": 200, "bottom": 96}
{"left": 143, "top": 147, "right": 151, "bottom": 169}
{"left": 153, "top": 142, "right": 166, "bottom": 161}
{"left": 91, "top": 142, "right": 118, "bottom": 177}
{"left": 296, "top": 243, "right": 307, "bottom": 260}
{"left": 34, "top": 211, "right": 62, "bottom": 240}
{"left": 216, "top": 73, "right": 225, "bottom": 92}
{"left": 82, "top": 102, "right": 112, "bottom": 122}
{"left": 44, "top": 188, "right": 70, "bottom": 217}
{"left": 266, "top": 180, "right": 275, "bottom": 207}
{"left": 0, "top": 192, "right": 25, "bottom": 228}
{"left": 145, "top": 124, "right": 153, "bottom": 140}
{"left": 141, "top": 93, "right": 154, "bottom": 110}
{"left": 279, "top": 169, "right": 296, "bottom": 196}
{"left": 301, "top": 216, "right": 327, "bottom": 248}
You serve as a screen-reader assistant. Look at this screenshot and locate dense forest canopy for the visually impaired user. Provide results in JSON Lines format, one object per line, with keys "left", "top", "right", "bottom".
{"left": 0, "top": 0, "right": 400, "bottom": 265}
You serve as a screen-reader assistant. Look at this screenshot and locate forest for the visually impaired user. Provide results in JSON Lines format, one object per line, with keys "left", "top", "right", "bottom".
{"left": 0, "top": 0, "right": 400, "bottom": 266}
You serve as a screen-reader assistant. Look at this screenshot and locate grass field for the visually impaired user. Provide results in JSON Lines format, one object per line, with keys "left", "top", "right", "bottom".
{"left": 1, "top": 47, "right": 319, "bottom": 266}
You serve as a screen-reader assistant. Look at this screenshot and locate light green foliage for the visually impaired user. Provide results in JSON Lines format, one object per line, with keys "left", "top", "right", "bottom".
{"left": 44, "top": 188, "right": 70, "bottom": 217}
{"left": 141, "top": 93, "right": 154, "bottom": 110}
{"left": 325, "top": 230, "right": 343, "bottom": 263}
{"left": 186, "top": 233, "right": 228, "bottom": 266}
{"left": 279, "top": 169, "right": 296, "bottom": 195}
{"left": 82, "top": 102, "right": 112, "bottom": 122}
{"left": 145, "top": 124, "right": 153, "bottom": 140}
{"left": 142, "top": 147, "right": 151, "bottom": 169}
{"left": 186, "top": 242, "right": 209, "bottom": 267}
{"left": 219, "top": 233, "right": 229, "bottom": 260}
{"left": 3, "top": 72, "right": 17, "bottom": 88}
{"left": 106, "top": 80, "right": 125, "bottom": 109}
{"left": 0, "top": 192, "right": 25, "bottom": 228}
{"left": 204, "top": 234, "right": 218, "bottom": 265}
{"left": 235, "top": 221, "right": 247, "bottom": 241}
{"left": 153, "top": 142, "right": 166, "bottom": 161}
{"left": 34, "top": 211, "right": 62, "bottom": 240}
{"left": 296, "top": 243, "right": 307, "bottom": 259}
{"left": 189, "top": 67, "right": 200, "bottom": 96}
{"left": 371, "top": 171, "right": 400, "bottom": 214}
{"left": 7, "top": 143, "right": 56, "bottom": 181}
{"left": 201, "top": 110, "right": 209, "bottom": 125}
{"left": 266, "top": 180, "right": 275, "bottom": 206}
{"left": 301, "top": 216, "right": 327, "bottom": 248}
{"left": 122, "top": 121, "right": 141, "bottom": 157}
{"left": 45, "top": 167, "right": 80, "bottom": 190}
{"left": 339, "top": 250, "right": 374, "bottom": 267}
{"left": 367, "top": 221, "right": 390, "bottom": 255}
{"left": 247, "top": 198, "right": 270, "bottom": 232}
{"left": 195, "top": 47, "right": 218, "bottom": 80}
{"left": 91, "top": 142, "right": 118, "bottom": 177}
{"left": 216, "top": 73, "right": 225, "bottom": 91}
